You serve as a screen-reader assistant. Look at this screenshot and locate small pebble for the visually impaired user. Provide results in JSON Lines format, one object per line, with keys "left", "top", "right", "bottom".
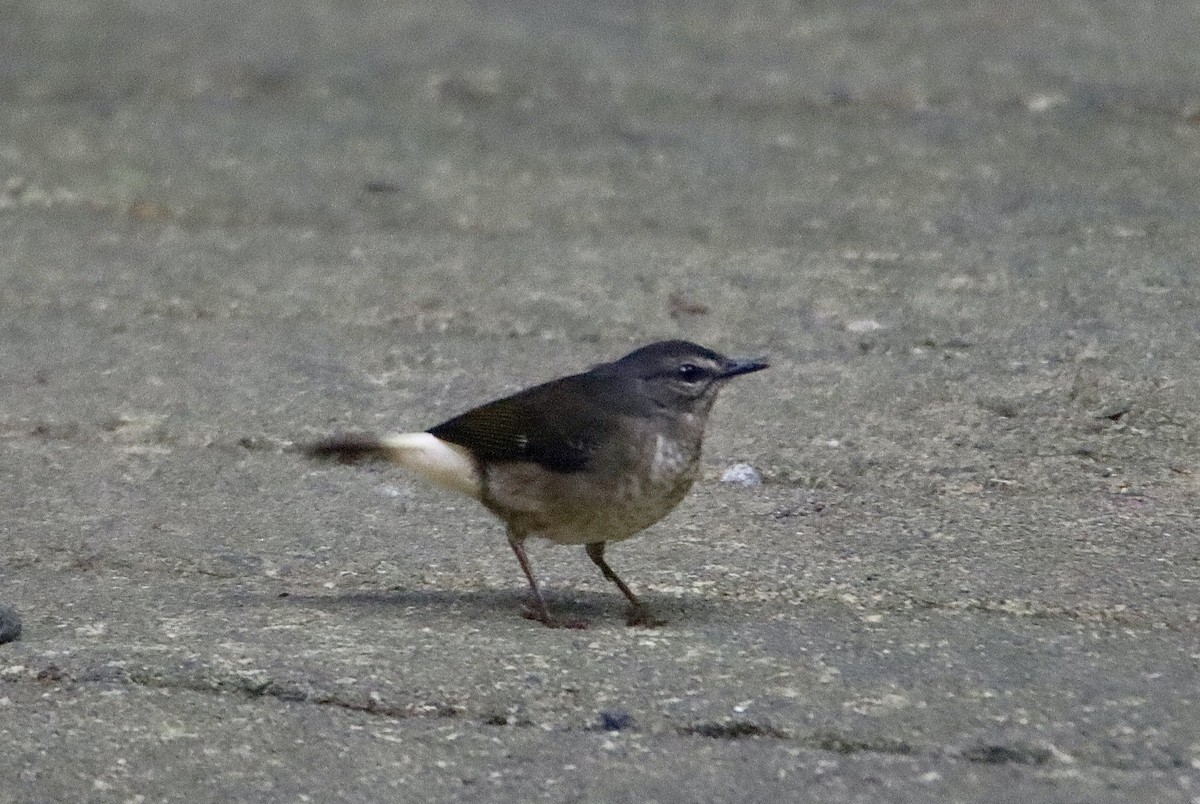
{"left": 597, "top": 710, "right": 635, "bottom": 731}
{"left": 0, "top": 605, "right": 22, "bottom": 644}
{"left": 720, "top": 463, "right": 762, "bottom": 487}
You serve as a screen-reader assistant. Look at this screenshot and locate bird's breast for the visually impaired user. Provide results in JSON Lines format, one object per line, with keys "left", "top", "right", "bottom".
{"left": 649, "top": 433, "right": 691, "bottom": 483}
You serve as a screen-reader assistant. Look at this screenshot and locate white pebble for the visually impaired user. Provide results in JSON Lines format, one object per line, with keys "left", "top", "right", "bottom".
{"left": 720, "top": 463, "right": 762, "bottom": 487}
{"left": 844, "top": 319, "right": 884, "bottom": 333}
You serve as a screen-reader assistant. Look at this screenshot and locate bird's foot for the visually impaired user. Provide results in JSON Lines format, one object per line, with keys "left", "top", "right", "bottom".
{"left": 626, "top": 605, "right": 666, "bottom": 628}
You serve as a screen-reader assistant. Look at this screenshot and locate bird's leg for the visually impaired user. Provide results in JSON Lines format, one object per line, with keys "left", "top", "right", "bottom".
{"left": 508, "top": 529, "right": 586, "bottom": 629}
{"left": 585, "top": 542, "right": 665, "bottom": 627}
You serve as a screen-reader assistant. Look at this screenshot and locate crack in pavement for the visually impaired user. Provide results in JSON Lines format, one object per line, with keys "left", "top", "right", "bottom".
{"left": 0, "top": 660, "right": 1185, "bottom": 772}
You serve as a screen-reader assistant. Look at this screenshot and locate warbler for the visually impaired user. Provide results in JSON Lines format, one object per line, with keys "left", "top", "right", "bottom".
{"left": 306, "top": 340, "right": 768, "bottom": 627}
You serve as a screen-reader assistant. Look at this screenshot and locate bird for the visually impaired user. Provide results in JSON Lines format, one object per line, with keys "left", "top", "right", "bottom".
{"left": 305, "top": 340, "right": 768, "bottom": 628}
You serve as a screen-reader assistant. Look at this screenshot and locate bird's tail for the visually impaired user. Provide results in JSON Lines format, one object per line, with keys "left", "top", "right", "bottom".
{"left": 305, "top": 433, "right": 394, "bottom": 463}
{"left": 305, "top": 432, "right": 482, "bottom": 499}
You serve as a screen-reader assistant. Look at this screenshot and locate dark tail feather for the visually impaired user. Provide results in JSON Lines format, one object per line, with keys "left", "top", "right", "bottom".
{"left": 304, "top": 434, "right": 391, "bottom": 464}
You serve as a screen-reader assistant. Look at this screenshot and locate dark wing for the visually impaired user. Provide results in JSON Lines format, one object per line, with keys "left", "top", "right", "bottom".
{"left": 428, "top": 374, "right": 614, "bottom": 473}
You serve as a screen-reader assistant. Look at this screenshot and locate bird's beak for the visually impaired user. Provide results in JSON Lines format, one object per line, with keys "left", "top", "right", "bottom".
{"left": 718, "top": 356, "right": 769, "bottom": 379}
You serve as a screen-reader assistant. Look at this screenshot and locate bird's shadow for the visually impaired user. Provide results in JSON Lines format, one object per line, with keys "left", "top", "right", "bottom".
{"left": 239, "top": 585, "right": 724, "bottom": 628}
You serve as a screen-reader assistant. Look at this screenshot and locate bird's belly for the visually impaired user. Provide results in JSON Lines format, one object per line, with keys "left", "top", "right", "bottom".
{"left": 535, "top": 472, "right": 696, "bottom": 545}
{"left": 484, "top": 435, "right": 700, "bottom": 545}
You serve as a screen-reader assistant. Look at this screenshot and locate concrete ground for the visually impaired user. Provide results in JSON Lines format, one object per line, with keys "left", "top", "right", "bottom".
{"left": 2, "top": 1, "right": 1199, "bottom": 801}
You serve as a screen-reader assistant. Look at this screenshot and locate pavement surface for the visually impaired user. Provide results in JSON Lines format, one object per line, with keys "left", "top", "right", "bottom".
{"left": 2, "top": 1, "right": 1199, "bottom": 802}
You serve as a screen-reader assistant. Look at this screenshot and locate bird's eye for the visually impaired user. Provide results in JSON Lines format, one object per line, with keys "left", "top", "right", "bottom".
{"left": 677, "top": 363, "right": 705, "bottom": 382}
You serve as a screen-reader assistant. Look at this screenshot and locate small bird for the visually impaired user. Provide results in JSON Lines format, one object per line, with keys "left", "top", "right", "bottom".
{"left": 305, "top": 340, "right": 768, "bottom": 628}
